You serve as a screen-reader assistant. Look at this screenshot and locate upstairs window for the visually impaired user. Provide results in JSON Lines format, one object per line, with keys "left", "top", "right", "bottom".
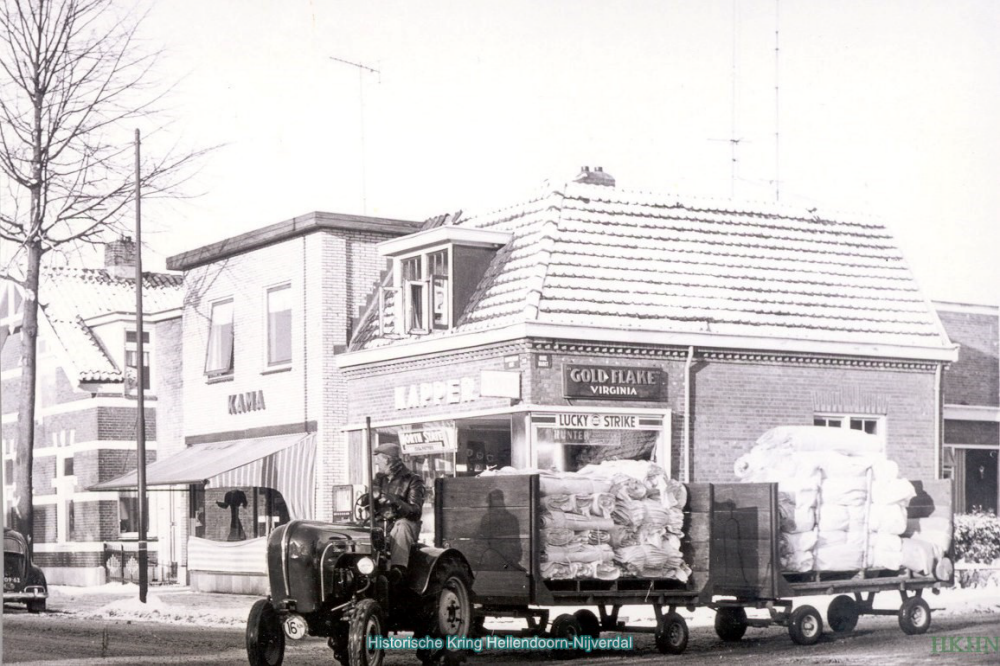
{"left": 266, "top": 284, "right": 292, "bottom": 366}
{"left": 125, "top": 330, "right": 151, "bottom": 392}
{"left": 814, "top": 415, "right": 880, "bottom": 435}
{"left": 205, "top": 299, "right": 235, "bottom": 377}
{"left": 399, "top": 249, "right": 450, "bottom": 334}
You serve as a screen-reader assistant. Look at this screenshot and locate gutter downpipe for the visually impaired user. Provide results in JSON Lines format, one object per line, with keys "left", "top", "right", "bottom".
{"left": 934, "top": 362, "right": 942, "bottom": 480}
{"left": 683, "top": 346, "right": 695, "bottom": 483}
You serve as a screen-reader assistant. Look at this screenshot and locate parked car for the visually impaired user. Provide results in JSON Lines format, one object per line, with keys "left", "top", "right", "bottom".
{"left": 3, "top": 528, "right": 47, "bottom": 613}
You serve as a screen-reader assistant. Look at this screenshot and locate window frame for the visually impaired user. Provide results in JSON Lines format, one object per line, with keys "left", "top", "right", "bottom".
{"left": 125, "top": 329, "right": 152, "bottom": 393}
{"left": 204, "top": 298, "right": 235, "bottom": 378}
{"left": 813, "top": 413, "right": 885, "bottom": 440}
{"left": 394, "top": 245, "right": 453, "bottom": 334}
{"left": 117, "top": 491, "right": 147, "bottom": 538}
{"left": 265, "top": 283, "right": 293, "bottom": 368}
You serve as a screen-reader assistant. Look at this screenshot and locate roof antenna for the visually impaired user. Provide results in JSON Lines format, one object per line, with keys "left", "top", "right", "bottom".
{"left": 709, "top": 0, "right": 742, "bottom": 199}
{"left": 773, "top": 0, "right": 781, "bottom": 202}
{"left": 329, "top": 55, "right": 381, "bottom": 215}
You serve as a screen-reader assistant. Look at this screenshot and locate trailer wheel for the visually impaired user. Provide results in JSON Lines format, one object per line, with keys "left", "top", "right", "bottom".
{"left": 246, "top": 599, "right": 285, "bottom": 666}
{"left": 788, "top": 605, "right": 823, "bottom": 646}
{"left": 655, "top": 612, "right": 689, "bottom": 655}
{"left": 573, "top": 610, "right": 601, "bottom": 639}
{"left": 348, "top": 598, "right": 385, "bottom": 666}
{"left": 549, "top": 613, "right": 583, "bottom": 659}
{"left": 714, "top": 607, "right": 748, "bottom": 642}
{"left": 827, "top": 595, "right": 859, "bottom": 633}
{"left": 898, "top": 597, "right": 931, "bottom": 635}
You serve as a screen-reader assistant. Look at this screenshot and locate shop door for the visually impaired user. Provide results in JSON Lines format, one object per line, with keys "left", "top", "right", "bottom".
{"left": 965, "top": 449, "right": 999, "bottom": 514}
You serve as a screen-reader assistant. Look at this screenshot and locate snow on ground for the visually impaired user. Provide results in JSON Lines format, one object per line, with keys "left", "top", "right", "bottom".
{"left": 45, "top": 580, "right": 1000, "bottom": 631}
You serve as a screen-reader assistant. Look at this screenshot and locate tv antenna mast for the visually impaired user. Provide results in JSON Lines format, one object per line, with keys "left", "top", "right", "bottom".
{"left": 329, "top": 55, "right": 381, "bottom": 214}
{"left": 710, "top": 0, "right": 743, "bottom": 199}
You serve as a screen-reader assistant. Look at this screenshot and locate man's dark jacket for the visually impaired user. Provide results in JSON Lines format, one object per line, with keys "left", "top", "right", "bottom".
{"left": 374, "top": 459, "right": 426, "bottom": 521}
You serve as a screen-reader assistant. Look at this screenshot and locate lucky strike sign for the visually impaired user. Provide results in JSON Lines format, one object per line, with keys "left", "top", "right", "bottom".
{"left": 563, "top": 364, "right": 663, "bottom": 401}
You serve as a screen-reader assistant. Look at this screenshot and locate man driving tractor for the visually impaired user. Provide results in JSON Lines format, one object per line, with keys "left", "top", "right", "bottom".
{"left": 371, "top": 442, "right": 426, "bottom": 582}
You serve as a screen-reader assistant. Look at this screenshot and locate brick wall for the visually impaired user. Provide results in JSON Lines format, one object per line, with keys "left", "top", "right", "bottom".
{"left": 345, "top": 341, "right": 941, "bottom": 485}
{"left": 938, "top": 309, "right": 999, "bottom": 407}
{"left": 691, "top": 358, "right": 938, "bottom": 482}
{"left": 154, "top": 317, "right": 184, "bottom": 458}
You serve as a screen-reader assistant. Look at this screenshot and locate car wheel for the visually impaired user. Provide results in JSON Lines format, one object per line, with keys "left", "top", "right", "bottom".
{"left": 27, "top": 599, "right": 46, "bottom": 614}
{"left": 348, "top": 598, "right": 385, "bottom": 666}
{"left": 246, "top": 598, "right": 285, "bottom": 666}
{"left": 899, "top": 597, "right": 931, "bottom": 635}
{"left": 714, "top": 606, "right": 748, "bottom": 642}
{"left": 827, "top": 595, "right": 859, "bottom": 633}
{"left": 788, "top": 605, "right": 823, "bottom": 646}
{"left": 655, "top": 611, "right": 689, "bottom": 655}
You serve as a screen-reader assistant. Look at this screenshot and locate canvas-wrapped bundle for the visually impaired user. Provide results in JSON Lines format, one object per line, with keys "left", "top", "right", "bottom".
{"left": 736, "top": 426, "right": 946, "bottom": 576}
{"left": 535, "top": 459, "right": 689, "bottom": 581}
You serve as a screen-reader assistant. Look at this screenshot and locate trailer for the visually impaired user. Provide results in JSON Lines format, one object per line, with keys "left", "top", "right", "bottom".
{"left": 435, "top": 473, "right": 954, "bottom": 656}
{"left": 710, "top": 479, "right": 954, "bottom": 646}
{"left": 434, "top": 473, "right": 714, "bottom": 655}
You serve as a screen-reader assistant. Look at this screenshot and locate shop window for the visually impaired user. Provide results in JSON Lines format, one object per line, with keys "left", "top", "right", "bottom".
{"left": 396, "top": 249, "right": 450, "bottom": 335}
{"left": 266, "top": 284, "right": 292, "bottom": 366}
{"left": 814, "top": 415, "right": 880, "bottom": 435}
{"left": 118, "top": 492, "right": 147, "bottom": 536}
{"left": 205, "top": 299, "right": 235, "bottom": 377}
{"left": 531, "top": 413, "right": 669, "bottom": 474}
{"left": 254, "top": 488, "right": 290, "bottom": 537}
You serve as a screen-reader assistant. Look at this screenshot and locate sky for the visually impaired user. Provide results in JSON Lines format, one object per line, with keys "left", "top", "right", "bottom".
{"left": 124, "top": 0, "right": 998, "bottom": 305}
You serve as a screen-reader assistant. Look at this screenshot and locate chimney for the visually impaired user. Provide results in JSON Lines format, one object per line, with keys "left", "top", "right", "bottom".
{"left": 573, "top": 165, "right": 615, "bottom": 187}
{"left": 104, "top": 236, "right": 136, "bottom": 280}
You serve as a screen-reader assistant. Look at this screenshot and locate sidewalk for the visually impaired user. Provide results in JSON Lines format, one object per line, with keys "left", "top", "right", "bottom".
{"left": 46, "top": 583, "right": 258, "bottom": 628}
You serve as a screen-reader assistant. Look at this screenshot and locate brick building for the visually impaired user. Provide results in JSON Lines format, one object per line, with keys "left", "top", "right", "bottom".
{"left": 1, "top": 238, "right": 183, "bottom": 585}
{"left": 935, "top": 301, "right": 999, "bottom": 513}
{"left": 336, "top": 168, "right": 958, "bottom": 542}
{"left": 97, "top": 212, "right": 419, "bottom": 593}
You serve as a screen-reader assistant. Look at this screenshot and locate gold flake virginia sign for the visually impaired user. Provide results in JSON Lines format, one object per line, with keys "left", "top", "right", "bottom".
{"left": 563, "top": 365, "right": 662, "bottom": 400}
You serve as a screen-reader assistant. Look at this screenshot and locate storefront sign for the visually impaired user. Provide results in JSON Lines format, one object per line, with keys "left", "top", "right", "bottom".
{"left": 394, "top": 377, "right": 478, "bottom": 410}
{"left": 399, "top": 427, "right": 458, "bottom": 454}
{"left": 228, "top": 390, "right": 266, "bottom": 415}
{"left": 563, "top": 365, "right": 662, "bottom": 400}
{"left": 542, "top": 412, "right": 655, "bottom": 430}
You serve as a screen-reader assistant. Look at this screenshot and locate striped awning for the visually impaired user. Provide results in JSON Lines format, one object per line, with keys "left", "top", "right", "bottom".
{"left": 90, "top": 433, "right": 317, "bottom": 520}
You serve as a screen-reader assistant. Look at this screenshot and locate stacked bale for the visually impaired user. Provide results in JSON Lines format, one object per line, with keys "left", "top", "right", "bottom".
{"left": 735, "top": 426, "right": 946, "bottom": 575}
{"left": 532, "top": 460, "right": 690, "bottom": 581}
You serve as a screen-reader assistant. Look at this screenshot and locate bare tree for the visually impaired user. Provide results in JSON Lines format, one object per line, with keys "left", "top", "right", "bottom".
{"left": 0, "top": 0, "right": 204, "bottom": 551}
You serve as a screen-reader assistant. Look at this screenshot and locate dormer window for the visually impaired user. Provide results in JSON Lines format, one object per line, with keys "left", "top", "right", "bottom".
{"left": 401, "top": 249, "right": 450, "bottom": 333}
{"left": 376, "top": 226, "right": 512, "bottom": 338}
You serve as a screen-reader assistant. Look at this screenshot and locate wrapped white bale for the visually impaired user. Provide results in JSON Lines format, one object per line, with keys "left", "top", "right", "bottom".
{"left": 871, "top": 478, "right": 916, "bottom": 505}
{"left": 815, "top": 544, "right": 865, "bottom": 571}
{"left": 901, "top": 537, "right": 938, "bottom": 575}
{"left": 905, "top": 516, "right": 952, "bottom": 553}
{"left": 780, "top": 529, "right": 818, "bottom": 573}
{"left": 871, "top": 532, "right": 902, "bottom": 552}
{"left": 809, "top": 451, "right": 876, "bottom": 478}
{"left": 754, "top": 426, "right": 885, "bottom": 457}
{"left": 871, "top": 458, "right": 900, "bottom": 481}
{"left": 869, "top": 544, "right": 904, "bottom": 570}
{"left": 869, "top": 503, "right": 908, "bottom": 535}
{"left": 820, "top": 477, "right": 869, "bottom": 508}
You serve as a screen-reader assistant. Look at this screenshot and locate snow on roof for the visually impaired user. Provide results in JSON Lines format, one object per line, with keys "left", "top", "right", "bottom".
{"left": 351, "top": 176, "right": 952, "bottom": 356}
{"left": 39, "top": 267, "right": 182, "bottom": 383}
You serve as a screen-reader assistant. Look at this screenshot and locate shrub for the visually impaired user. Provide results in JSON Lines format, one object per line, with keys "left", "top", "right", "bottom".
{"left": 954, "top": 510, "right": 1000, "bottom": 564}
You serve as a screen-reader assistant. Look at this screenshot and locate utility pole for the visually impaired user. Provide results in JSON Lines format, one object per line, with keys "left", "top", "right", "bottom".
{"left": 134, "top": 129, "right": 148, "bottom": 603}
{"left": 329, "top": 55, "right": 380, "bottom": 215}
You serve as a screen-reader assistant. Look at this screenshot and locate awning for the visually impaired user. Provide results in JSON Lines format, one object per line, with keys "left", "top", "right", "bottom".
{"left": 90, "top": 433, "right": 317, "bottom": 520}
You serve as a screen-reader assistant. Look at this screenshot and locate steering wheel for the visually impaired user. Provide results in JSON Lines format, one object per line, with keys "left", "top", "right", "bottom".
{"left": 354, "top": 493, "right": 374, "bottom": 525}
